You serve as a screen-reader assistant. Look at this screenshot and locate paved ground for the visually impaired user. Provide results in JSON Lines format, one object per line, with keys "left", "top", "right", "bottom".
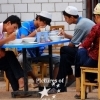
{"left": 0, "top": 79, "right": 98, "bottom": 100}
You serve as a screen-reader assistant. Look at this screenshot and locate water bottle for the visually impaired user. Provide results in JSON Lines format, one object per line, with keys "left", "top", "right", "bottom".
{"left": 40, "top": 33, "right": 45, "bottom": 43}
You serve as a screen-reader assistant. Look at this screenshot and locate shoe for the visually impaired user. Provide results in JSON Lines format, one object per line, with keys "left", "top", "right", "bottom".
{"left": 28, "top": 83, "right": 39, "bottom": 88}
{"left": 19, "top": 87, "right": 24, "bottom": 91}
{"left": 48, "top": 86, "right": 67, "bottom": 94}
{"left": 66, "top": 79, "right": 76, "bottom": 87}
{"left": 74, "top": 92, "right": 87, "bottom": 99}
{"left": 48, "top": 88, "right": 57, "bottom": 94}
{"left": 60, "top": 87, "right": 67, "bottom": 92}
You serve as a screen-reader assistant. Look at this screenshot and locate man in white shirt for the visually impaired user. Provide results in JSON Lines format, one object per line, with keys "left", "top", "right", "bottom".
{"left": 0, "top": 15, "right": 24, "bottom": 92}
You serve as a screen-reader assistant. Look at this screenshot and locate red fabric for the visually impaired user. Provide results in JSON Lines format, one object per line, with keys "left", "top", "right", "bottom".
{"left": 80, "top": 24, "right": 100, "bottom": 60}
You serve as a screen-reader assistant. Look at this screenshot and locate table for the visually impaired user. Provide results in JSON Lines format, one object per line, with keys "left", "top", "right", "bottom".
{"left": 2, "top": 39, "right": 70, "bottom": 98}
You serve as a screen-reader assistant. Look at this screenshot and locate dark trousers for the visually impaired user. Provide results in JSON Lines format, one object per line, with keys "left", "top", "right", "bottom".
{"left": 0, "top": 51, "right": 24, "bottom": 91}
{"left": 57, "top": 46, "right": 78, "bottom": 90}
{"left": 75, "top": 48, "right": 97, "bottom": 82}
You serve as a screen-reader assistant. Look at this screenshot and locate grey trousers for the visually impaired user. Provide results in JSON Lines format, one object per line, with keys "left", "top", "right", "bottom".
{"left": 17, "top": 53, "right": 60, "bottom": 72}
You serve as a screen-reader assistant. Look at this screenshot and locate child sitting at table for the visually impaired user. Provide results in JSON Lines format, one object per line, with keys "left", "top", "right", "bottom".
{"left": 16, "top": 11, "right": 60, "bottom": 87}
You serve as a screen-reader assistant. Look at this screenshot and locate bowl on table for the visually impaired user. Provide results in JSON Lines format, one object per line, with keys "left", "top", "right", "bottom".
{"left": 49, "top": 30, "right": 59, "bottom": 36}
{"left": 22, "top": 37, "right": 36, "bottom": 43}
{"left": 49, "top": 36, "right": 63, "bottom": 41}
{"left": 8, "top": 39, "right": 22, "bottom": 44}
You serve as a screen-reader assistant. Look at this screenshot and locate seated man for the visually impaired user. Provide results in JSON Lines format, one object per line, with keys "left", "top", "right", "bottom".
{"left": 75, "top": 3, "right": 100, "bottom": 99}
{"left": 49, "top": 6, "right": 95, "bottom": 93}
{"left": 16, "top": 11, "right": 60, "bottom": 86}
{"left": 0, "top": 15, "right": 24, "bottom": 91}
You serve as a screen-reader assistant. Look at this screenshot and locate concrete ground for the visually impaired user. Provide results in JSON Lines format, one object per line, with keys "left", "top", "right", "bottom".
{"left": 0, "top": 79, "right": 98, "bottom": 100}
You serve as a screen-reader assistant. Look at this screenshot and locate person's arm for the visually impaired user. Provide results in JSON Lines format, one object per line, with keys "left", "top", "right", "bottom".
{"left": 81, "top": 25, "right": 98, "bottom": 49}
{"left": 17, "top": 22, "right": 30, "bottom": 38}
{"left": 59, "top": 30, "right": 73, "bottom": 39}
{"left": 20, "top": 30, "right": 29, "bottom": 38}
{"left": 20, "top": 28, "right": 39, "bottom": 38}
{"left": 64, "top": 33, "right": 73, "bottom": 39}
{"left": 0, "top": 33, "right": 16, "bottom": 46}
{"left": 68, "top": 29, "right": 86, "bottom": 48}
{"left": 68, "top": 42, "right": 75, "bottom": 47}
{"left": 0, "top": 38, "right": 10, "bottom": 46}
{"left": 27, "top": 27, "right": 42, "bottom": 37}
{"left": 19, "top": 25, "right": 42, "bottom": 38}
{"left": 27, "top": 26, "right": 45, "bottom": 37}
{"left": 27, "top": 30, "right": 37, "bottom": 37}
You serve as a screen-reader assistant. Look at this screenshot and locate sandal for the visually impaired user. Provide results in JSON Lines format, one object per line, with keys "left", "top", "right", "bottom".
{"left": 74, "top": 94, "right": 81, "bottom": 99}
{"left": 33, "top": 83, "right": 39, "bottom": 88}
{"left": 19, "top": 87, "right": 24, "bottom": 91}
{"left": 74, "top": 92, "right": 87, "bottom": 99}
{"left": 28, "top": 83, "right": 41, "bottom": 88}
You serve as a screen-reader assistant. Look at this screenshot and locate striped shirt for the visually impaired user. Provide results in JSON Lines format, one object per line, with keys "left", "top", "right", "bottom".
{"left": 71, "top": 18, "right": 95, "bottom": 45}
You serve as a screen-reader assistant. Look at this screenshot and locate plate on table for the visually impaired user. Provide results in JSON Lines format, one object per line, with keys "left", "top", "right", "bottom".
{"left": 27, "top": 42, "right": 38, "bottom": 44}
{"left": 8, "top": 39, "right": 22, "bottom": 44}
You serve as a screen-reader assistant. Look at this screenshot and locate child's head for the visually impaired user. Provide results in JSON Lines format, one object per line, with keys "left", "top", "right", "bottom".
{"left": 62, "top": 6, "right": 79, "bottom": 25}
{"left": 36, "top": 11, "right": 52, "bottom": 27}
{"left": 3, "top": 15, "right": 21, "bottom": 34}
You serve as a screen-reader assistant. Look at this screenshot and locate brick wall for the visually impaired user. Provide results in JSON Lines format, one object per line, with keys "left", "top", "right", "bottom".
{"left": 0, "top": 0, "right": 86, "bottom": 34}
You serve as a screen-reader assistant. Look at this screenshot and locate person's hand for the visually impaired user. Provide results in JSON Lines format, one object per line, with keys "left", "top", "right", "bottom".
{"left": 7, "top": 33, "right": 16, "bottom": 41}
{"left": 58, "top": 30, "right": 65, "bottom": 36}
{"left": 78, "top": 46, "right": 83, "bottom": 49}
{"left": 36, "top": 26, "right": 46, "bottom": 32}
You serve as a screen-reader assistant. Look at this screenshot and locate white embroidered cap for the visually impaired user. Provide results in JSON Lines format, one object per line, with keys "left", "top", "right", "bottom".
{"left": 38, "top": 11, "right": 52, "bottom": 20}
{"left": 65, "top": 6, "right": 78, "bottom": 15}
{"left": 93, "top": 3, "right": 100, "bottom": 14}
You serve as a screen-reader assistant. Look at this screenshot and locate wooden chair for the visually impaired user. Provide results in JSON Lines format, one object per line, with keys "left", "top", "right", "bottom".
{"left": 31, "top": 62, "right": 47, "bottom": 79}
{"left": 50, "top": 25, "right": 64, "bottom": 31}
{"left": 4, "top": 72, "right": 9, "bottom": 91}
{"left": 80, "top": 39, "right": 100, "bottom": 99}
{"left": 50, "top": 25, "right": 65, "bottom": 53}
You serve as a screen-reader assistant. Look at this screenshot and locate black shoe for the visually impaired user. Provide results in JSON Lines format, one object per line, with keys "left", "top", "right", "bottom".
{"left": 60, "top": 86, "right": 67, "bottom": 92}
{"left": 48, "top": 88, "right": 57, "bottom": 94}
{"left": 48, "top": 86, "right": 67, "bottom": 94}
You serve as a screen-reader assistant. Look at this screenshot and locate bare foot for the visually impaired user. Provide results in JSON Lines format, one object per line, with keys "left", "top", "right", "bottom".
{"left": 18, "top": 77, "right": 24, "bottom": 88}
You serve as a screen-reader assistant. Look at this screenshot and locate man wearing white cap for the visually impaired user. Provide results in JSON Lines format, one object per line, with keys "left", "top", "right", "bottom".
{"left": 16, "top": 11, "right": 60, "bottom": 88}
{"left": 50, "top": 6, "right": 95, "bottom": 93}
{"left": 74, "top": 3, "right": 100, "bottom": 99}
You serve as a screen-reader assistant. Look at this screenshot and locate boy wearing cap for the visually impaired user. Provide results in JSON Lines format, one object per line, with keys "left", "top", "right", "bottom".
{"left": 51, "top": 6, "right": 95, "bottom": 92}
{"left": 17, "top": 11, "right": 60, "bottom": 87}
{"left": 74, "top": 3, "right": 100, "bottom": 99}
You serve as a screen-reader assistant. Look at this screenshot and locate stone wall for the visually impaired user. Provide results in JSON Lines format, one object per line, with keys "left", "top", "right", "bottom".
{"left": 0, "top": 0, "right": 85, "bottom": 34}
